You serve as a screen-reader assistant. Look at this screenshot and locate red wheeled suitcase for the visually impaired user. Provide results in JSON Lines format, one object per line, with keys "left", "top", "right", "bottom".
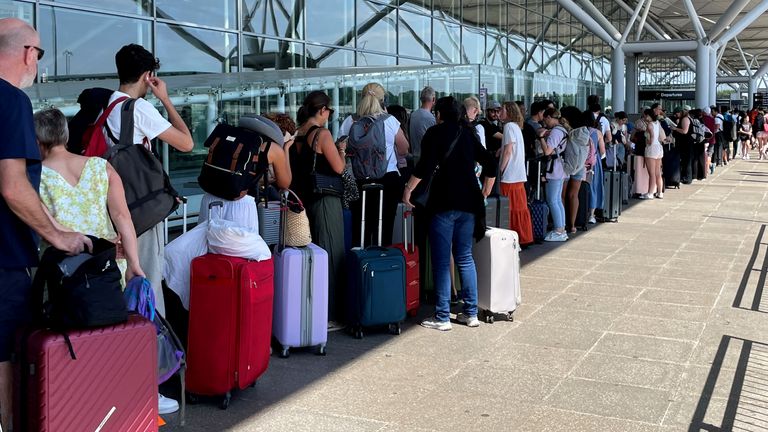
{"left": 14, "top": 315, "right": 157, "bottom": 432}
{"left": 390, "top": 207, "right": 419, "bottom": 317}
{"left": 187, "top": 202, "right": 274, "bottom": 409}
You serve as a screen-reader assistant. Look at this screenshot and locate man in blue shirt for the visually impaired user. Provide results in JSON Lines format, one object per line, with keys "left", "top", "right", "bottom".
{"left": 0, "top": 18, "right": 91, "bottom": 429}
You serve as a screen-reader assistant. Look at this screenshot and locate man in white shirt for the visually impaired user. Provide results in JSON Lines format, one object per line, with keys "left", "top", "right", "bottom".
{"left": 109, "top": 44, "right": 193, "bottom": 415}
{"left": 408, "top": 86, "right": 436, "bottom": 162}
{"left": 589, "top": 103, "right": 612, "bottom": 144}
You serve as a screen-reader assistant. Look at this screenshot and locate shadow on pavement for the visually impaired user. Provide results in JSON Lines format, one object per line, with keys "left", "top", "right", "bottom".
{"left": 732, "top": 225, "right": 768, "bottom": 314}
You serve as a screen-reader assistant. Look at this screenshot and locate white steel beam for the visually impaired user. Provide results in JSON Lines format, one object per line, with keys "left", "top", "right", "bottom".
{"left": 636, "top": 0, "right": 653, "bottom": 41}
{"left": 682, "top": 0, "right": 706, "bottom": 41}
{"left": 696, "top": 41, "right": 710, "bottom": 108}
{"left": 623, "top": 39, "right": 698, "bottom": 53}
{"left": 612, "top": 46, "right": 625, "bottom": 111}
{"left": 714, "top": 0, "right": 768, "bottom": 49}
{"left": 620, "top": 0, "right": 647, "bottom": 45}
{"left": 708, "top": 0, "right": 751, "bottom": 42}
{"left": 735, "top": 39, "right": 752, "bottom": 74}
{"left": 574, "top": 0, "right": 622, "bottom": 40}
{"left": 556, "top": 0, "right": 618, "bottom": 48}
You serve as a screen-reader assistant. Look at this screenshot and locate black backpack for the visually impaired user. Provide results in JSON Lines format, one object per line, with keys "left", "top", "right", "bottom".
{"left": 198, "top": 123, "right": 271, "bottom": 200}
{"left": 104, "top": 99, "right": 180, "bottom": 236}
{"left": 32, "top": 237, "right": 128, "bottom": 335}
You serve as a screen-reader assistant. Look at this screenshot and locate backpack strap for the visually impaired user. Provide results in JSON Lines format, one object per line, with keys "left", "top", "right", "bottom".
{"left": 96, "top": 96, "right": 128, "bottom": 147}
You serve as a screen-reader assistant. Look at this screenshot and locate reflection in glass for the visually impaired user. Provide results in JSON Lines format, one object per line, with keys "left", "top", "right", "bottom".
{"left": 38, "top": 6, "right": 151, "bottom": 79}
{"left": 433, "top": 19, "right": 460, "bottom": 63}
{"left": 305, "top": 0, "right": 354, "bottom": 47}
{"left": 485, "top": 32, "right": 505, "bottom": 67}
{"left": 242, "top": 0, "right": 302, "bottom": 39}
{"left": 50, "top": 0, "right": 151, "bottom": 16}
{"left": 156, "top": 24, "right": 237, "bottom": 74}
{"left": 462, "top": 1, "right": 484, "bottom": 28}
{"left": 398, "top": 9, "right": 431, "bottom": 59}
{"left": 357, "top": 51, "right": 395, "bottom": 66}
{"left": 357, "top": 1, "right": 396, "bottom": 54}
{"left": 400, "top": 0, "right": 431, "bottom": 14}
{"left": 462, "top": 26, "right": 484, "bottom": 64}
{"left": 0, "top": 1, "right": 33, "bottom": 23}
{"left": 306, "top": 44, "right": 354, "bottom": 69}
{"left": 156, "top": 0, "right": 236, "bottom": 29}
{"left": 242, "top": 36, "right": 304, "bottom": 70}
{"left": 433, "top": 0, "right": 461, "bottom": 19}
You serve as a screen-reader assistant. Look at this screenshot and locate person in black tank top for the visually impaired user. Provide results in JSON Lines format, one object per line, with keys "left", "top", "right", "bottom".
{"left": 672, "top": 108, "right": 693, "bottom": 184}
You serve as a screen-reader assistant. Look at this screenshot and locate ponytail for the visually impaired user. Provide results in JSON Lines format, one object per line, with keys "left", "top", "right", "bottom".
{"left": 297, "top": 106, "right": 309, "bottom": 125}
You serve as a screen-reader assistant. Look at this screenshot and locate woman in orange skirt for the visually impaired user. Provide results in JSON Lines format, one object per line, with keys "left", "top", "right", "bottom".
{"left": 498, "top": 102, "right": 534, "bottom": 245}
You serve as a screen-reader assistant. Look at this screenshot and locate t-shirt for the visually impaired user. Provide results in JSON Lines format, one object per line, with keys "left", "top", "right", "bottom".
{"left": 340, "top": 114, "right": 401, "bottom": 173}
{"left": 595, "top": 113, "right": 610, "bottom": 137}
{"left": 545, "top": 126, "right": 568, "bottom": 180}
{"left": 474, "top": 123, "right": 486, "bottom": 148}
{"left": 500, "top": 122, "right": 527, "bottom": 184}
{"left": 714, "top": 114, "right": 724, "bottom": 132}
{"left": 0, "top": 78, "right": 41, "bottom": 269}
{"left": 104, "top": 91, "right": 172, "bottom": 149}
{"left": 407, "top": 108, "right": 436, "bottom": 159}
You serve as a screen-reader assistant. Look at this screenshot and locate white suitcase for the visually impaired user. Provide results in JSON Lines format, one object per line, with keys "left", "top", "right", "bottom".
{"left": 473, "top": 227, "right": 521, "bottom": 323}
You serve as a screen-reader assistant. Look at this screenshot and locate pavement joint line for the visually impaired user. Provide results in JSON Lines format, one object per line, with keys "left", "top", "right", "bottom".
{"left": 525, "top": 399, "right": 665, "bottom": 428}
{"left": 555, "top": 374, "right": 677, "bottom": 394}
{"left": 597, "top": 330, "right": 703, "bottom": 344}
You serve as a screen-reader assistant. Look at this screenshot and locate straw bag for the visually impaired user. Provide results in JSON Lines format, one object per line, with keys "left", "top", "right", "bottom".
{"left": 282, "top": 189, "right": 312, "bottom": 247}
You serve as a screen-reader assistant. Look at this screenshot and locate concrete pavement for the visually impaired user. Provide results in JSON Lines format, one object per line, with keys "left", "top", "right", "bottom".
{"left": 163, "top": 156, "right": 768, "bottom": 432}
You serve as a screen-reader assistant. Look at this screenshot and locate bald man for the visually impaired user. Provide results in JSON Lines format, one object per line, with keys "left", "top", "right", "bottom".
{"left": 0, "top": 18, "right": 92, "bottom": 429}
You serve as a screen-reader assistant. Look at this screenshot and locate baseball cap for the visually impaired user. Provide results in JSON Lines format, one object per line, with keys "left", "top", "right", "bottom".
{"left": 239, "top": 114, "right": 285, "bottom": 147}
{"left": 487, "top": 101, "right": 501, "bottom": 110}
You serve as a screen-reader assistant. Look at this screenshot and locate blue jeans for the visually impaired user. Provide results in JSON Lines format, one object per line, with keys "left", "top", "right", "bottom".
{"left": 429, "top": 210, "right": 478, "bottom": 322}
{"left": 545, "top": 178, "right": 566, "bottom": 230}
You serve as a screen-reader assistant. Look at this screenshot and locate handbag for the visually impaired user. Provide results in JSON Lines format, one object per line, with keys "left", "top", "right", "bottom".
{"left": 341, "top": 162, "right": 360, "bottom": 208}
{"left": 310, "top": 127, "right": 344, "bottom": 197}
{"left": 411, "top": 130, "right": 462, "bottom": 208}
{"left": 281, "top": 189, "right": 312, "bottom": 247}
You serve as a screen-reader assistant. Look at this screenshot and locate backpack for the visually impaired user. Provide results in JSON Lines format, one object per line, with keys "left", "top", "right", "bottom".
{"left": 586, "top": 128, "right": 599, "bottom": 168}
{"left": 553, "top": 125, "right": 591, "bottom": 175}
{"left": 755, "top": 114, "right": 764, "bottom": 133}
{"left": 32, "top": 237, "right": 127, "bottom": 338}
{"left": 67, "top": 88, "right": 115, "bottom": 155}
{"left": 103, "top": 99, "right": 180, "bottom": 235}
{"left": 198, "top": 123, "right": 271, "bottom": 200}
{"left": 691, "top": 119, "right": 712, "bottom": 144}
{"left": 82, "top": 96, "right": 128, "bottom": 157}
{"left": 720, "top": 114, "right": 734, "bottom": 139}
{"left": 347, "top": 114, "right": 392, "bottom": 180}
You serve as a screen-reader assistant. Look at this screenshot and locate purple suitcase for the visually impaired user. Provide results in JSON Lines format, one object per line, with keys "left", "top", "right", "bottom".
{"left": 272, "top": 191, "right": 329, "bottom": 358}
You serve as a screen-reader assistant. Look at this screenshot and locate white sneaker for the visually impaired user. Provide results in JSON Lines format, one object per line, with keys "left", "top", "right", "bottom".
{"left": 588, "top": 216, "right": 597, "bottom": 224}
{"left": 159, "top": 393, "right": 179, "bottom": 415}
{"left": 456, "top": 313, "right": 480, "bottom": 327}
{"left": 545, "top": 231, "right": 568, "bottom": 242}
{"left": 421, "top": 318, "right": 452, "bottom": 331}
{"left": 328, "top": 321, "right": 346, "bottom": 332}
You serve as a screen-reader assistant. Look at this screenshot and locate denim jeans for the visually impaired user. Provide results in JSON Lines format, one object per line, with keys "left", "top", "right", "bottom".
{"left": 429, "top": 210, "right": 478, "bottom": 322}
{"left": 545, "top": 178, "right": 566, "bottom": 230}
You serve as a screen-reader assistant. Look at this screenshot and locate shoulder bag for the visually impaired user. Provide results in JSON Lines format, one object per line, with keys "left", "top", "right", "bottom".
{"left": 309, "top": 127, "right": 345, "bottom": 197}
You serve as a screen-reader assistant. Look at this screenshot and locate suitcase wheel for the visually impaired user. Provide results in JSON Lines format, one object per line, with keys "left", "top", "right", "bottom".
{"left": 279, "top": 346, "right": 290, "bottom": 358}
{"left": 186, "top": 392, "right": 199, "bottom": 404}
{"left": 316, "top": 344, "right": 327, "bottom": 356}
{"left": 507, "top": 311, "right": 515, "bottom": 322}
{"left": 388, "top": 323, "right": 402, "bottom": 335}
{"left": 485, "top": 313, "right": 495, "bottom": 324}
{"left": 350, "top": 326, "right": 364, "bottom": 339}
{"left": 220, "top": 392, "right": 232, "bottom": 410}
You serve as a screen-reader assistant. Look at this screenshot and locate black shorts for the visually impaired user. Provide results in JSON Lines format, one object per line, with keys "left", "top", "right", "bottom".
{"left": 0, "top": 268, "right": 32, "bottom": 362}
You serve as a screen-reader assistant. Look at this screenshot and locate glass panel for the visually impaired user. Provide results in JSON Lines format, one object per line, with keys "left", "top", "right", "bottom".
{"left": 156, "top": 24, "right": 238, "bottom": 74}
{"left": 400, "top": 0, "right": 431, "bottom": 14}
{"left": 357, "top": 1, "right": 396, "bottom": 54}
{"left": 462, "top": 26, "right": 484, "bottom": 64}
{"left": 306, "top": 44, "right": 354, "bottom": 68}
{"left": 485, "top": 32, "right": 505, "bottom": 67}
{"left": 305, "top": 0, "right": 354, "bottom": 47}
{"left": 49, "top": 0, "right": 150, "bottom": 16}
{"left": 433, "top": 19, "right": 460, "bottom": 63}
{"left": 398, "top": 9, "right": 431, "bottom": 59}
{"left": 433, "top": 0, "right": 461, "bottom": 19}
{"left": 486, "top": 0, "right": 505, "bottom": 32}
{"left": 357, "top": 51, "right": 395, "bottom": 66}
{"left": 38, "top": 6, "right": 151, "bottom": 80}
{"left": 156, "top": 0, "right": 236, "bottom": 29}
{"left": 0, "top": 1, "right": 33, "bottom": 22}
{"left": 507, "top": 36, "right": 525, "bottom": 69}
{"left": 242, "top": 0, "right": 302, "bottom": 39}
{"left": 461, "top": 0, "right": 483, "bottom": 27}
{"left": 398, "top": 57, "right": 431, "bottom": 66}
{"left": 242, "top": 36, "right": 304, "bottom": 70}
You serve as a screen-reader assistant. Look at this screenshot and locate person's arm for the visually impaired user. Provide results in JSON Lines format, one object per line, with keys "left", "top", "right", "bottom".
{"left": 267, "top": 144, "right": 292, "bottom": 189}
{"left": 602, "top": 118, "right": 613, "bottom": 143}
{"left": 147, "top": 76, "right": 194, "bottom": 152}
{"left": 0, "top": 159, "right": 91, "bottom": 255}
{"left": 394, "top": 128, "right": 409, "bottom": 156}
{"left": 499, "top": 125, "right": 514, "bottom": 177}
{"left": 597, "top": 131, "right": 606, "bottom": 158}
{"left": 105, "top": 163, "right": 144, "bottom": 280}
{"left": 316, "top": 129, "right": 346, "bottom": 174}
{"left": 475, "top": 135, "right": 497, "bottom": 198}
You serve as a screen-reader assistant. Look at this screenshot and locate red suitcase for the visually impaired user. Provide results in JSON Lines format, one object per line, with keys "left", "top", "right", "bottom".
{"left": 391, "top": 208, "right": 419, "bottom": 317}
{"left": 14, "top": 315, "right": 157, "bottom": 432}
{"left": 187, "top": 254, "right": 274, "bottom": 409}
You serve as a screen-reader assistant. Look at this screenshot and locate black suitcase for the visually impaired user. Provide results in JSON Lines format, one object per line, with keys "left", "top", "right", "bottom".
{"left": 662, "top": 143, "right": 681, "bottom": 189}
{"left": 602, "top": 170, "right": 621, "bottom": 221}
{"left": 527, "top": 160, "right": 549, "bottom": 242}
{"left": 572, "top": 180, "right": 591, "bottom": 231}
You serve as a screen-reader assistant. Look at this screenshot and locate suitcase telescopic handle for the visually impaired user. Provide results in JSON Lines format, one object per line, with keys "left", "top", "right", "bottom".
{"left": 403, "top": 207, "right": 414, "bottom": 253}
{"left": 208, "top": 200, "right": 223, "bottom": 221}
{"left": 360, "top": 183, "right": 384, "bottom": 248}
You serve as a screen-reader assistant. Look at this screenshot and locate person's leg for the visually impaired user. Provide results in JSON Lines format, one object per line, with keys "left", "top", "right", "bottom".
{"left": 453, "top": 211, "right": 479, "bottom": 322}
{"left": 138, "top": 223, "right": 166, "bottom": 317}
{"left": 566, "top": 178, "right": 581, "bottom": 232}
{"left": 546, "top": 178, "right": 566, "bottom": 233}
{"left": 654, "top": 158, "right": 664, "bottom": 196}
{"left": 0, "top": 268, "right": 32, "bottom": 431}
{"left": 645, "top": 156, "right": 656, "bottom": 197}
{"left": 425, "top": 211, "right": 455, "bottom": 326}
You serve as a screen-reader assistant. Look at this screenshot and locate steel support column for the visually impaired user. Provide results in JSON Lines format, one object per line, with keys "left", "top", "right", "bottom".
{"left": 612, "top": 46, "right": 625, "bottom": 112}
{"left": 749, "top": 79, "right": 757, "bottom": 109}
{"left": 709, "top": 48, "right": 717, "bottom": 106}
{"left": 626, "top": 54, "right": 638, "bottom": 113}
{"left": 554, "top": 0, "right": 617, "bottom": 48}
{"left": 714, "top": 0, "right": 768, "bottom": 48}
{"left": 708, "top": 0, "right": 751, "bottom": 42}
{"left": 696, "top": 41, "right": 710, "bottom": 108}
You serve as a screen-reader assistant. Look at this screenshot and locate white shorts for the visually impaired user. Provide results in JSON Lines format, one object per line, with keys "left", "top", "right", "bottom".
{"left": 645, "top": 143, "right": 663, "bottom": 159}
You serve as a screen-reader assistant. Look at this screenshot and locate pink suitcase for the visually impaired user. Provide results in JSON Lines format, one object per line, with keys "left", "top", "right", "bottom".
{"left": 632, "top": 155, "right": 650, "bottom": 196}
{"left": 14, "top": 315, "right": 157, "bottom": 432}
{"left": 273, "top": 243, "right": 329, "bottom": 357}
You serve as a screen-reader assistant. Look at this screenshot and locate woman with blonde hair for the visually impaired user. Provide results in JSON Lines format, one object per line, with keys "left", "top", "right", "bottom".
{"left": 498, "top": 101, "right": 533, "bottom": 245}
{"left": 340, "top": 82, "right": 409, "bottom": 246}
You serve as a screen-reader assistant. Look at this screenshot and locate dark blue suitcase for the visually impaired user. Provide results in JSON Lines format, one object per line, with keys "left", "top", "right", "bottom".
{"left": 347, "top": 184, "right": 406, "bottom": 339}
{"left": 527, "top": 159, "right": 549, "bottom": 242}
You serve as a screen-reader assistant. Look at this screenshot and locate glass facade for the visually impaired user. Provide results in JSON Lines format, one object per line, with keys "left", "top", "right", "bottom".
{"left": 6, "top": 0, "right": 612, "bottom": 201}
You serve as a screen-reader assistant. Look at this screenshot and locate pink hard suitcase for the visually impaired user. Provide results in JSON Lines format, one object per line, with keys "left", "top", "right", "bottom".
{"left": 14, "top": 314, "right": 157, "bottom": 432}
{"left": 632, "top": 155, "right": 650, "bottom": 196}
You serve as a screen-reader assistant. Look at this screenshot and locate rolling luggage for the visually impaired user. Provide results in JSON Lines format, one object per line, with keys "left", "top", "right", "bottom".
{"left": 485, "top": 195, "right": 510, "bottom": 229}
{"left": 631, "top": 155, "right": 649, "bottom": 196}
{"left": 571, "top": 179, "right": 591, "bottom": 231}
{"left": 620, "top": 171, "right": 631, "bottom": 206}
{"left": 602, "top": 150, "right": 622, "bottom": 222}
{"left": 662, "top": 143, "right": 681, "bottom": 188}
{"left": 473, "top": 228, "right": 521, "bottom": 323}
{"left": 347, "top": 184, "right": 406, "bottom": 339}
{"left": 273, "top": 191, "right": 329, "bottom": 358}
{"left": 257, "top": 199, "right": 281, "bottom": 246}
{"left": 528, "top": 160, "right": 549, "bottom": 242}
{"left": 187, "top": 203, "right": 274, "bottom": 409}
{"left": 390, "top": 206, "right": 420, "bottom": 317}
{"left": 14, "top": 315, "right": 157, "bottom": 432}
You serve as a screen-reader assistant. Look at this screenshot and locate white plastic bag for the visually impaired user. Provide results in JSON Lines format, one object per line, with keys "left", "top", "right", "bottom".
{"left": 207, "top": 218, "right": 272, "bottom": 261}
{"left": 164, "top": 221, "right": 209, "bottom": 310}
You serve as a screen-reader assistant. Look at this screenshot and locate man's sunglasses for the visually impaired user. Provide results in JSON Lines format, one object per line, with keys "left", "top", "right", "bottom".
{"left": 24, "top": 45, "right": 44, "bottom": 60}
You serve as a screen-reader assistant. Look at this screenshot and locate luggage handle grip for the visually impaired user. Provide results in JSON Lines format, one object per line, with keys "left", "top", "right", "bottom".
{"left": 403, "top": 207, "right": 414, "bottom": 253}
{"left": 360, "top": 183, "right": 384, "bottom": 248}
{"left": 208, "top": 201, "right": 223, "bottom": 221}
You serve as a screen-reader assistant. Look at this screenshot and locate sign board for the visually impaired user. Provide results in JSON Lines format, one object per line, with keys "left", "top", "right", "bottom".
{"left": 638, "top": 90, "right": 696, "bottom": 100}
{"left": 479, "top": 87, "right": 488, "bottom": 110}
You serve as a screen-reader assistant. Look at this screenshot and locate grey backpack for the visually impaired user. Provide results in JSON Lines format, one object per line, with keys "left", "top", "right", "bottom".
{"left": 556, "top": 125, "right": 591, "bottom": 175}
{"left": 347, "top": 114, "right": 391, "bottom": 180}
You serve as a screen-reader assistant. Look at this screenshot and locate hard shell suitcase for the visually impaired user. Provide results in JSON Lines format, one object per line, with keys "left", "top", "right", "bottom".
{"left": 632, "top": 155, "right": 649, "bottom": 196}
{"left": 602, "top": 150, "right": 621, "bottom": 221}
{"left": 473, "top": 228, "right": 521, "bottom": 323}
{"left": 527, "top": 160, "right": 549, "bottom": 242}
{"left": 273, "top": 191, "right": 329, "bottom": 358}
{"left": 572, "top": 180, "right": 591, "bottom": 231}
{"left": 391, "top": 202, "right": 407, "bottom": 245}
{"left": 14, "top": 315, "right": 157, "bottom": 432}
{"left": 620, "top": 171, "right": 631, "bottom": 206}
{"left": 390, "top": 206, "right": 419, "bottom": 317}
{"left": 347, "top": 184, "right": 406, "bottom": 339}
{"left": 187, "top": 202, "right": 274, "bottom": 409}
{"left": 662, "top": 143, "right": 681, "bottom": 188}
{"left": 257, "top": 199, "right": 281, "bottom": 246}
{"left": 485, "top": 195, "right": 510, "bottom": 228}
